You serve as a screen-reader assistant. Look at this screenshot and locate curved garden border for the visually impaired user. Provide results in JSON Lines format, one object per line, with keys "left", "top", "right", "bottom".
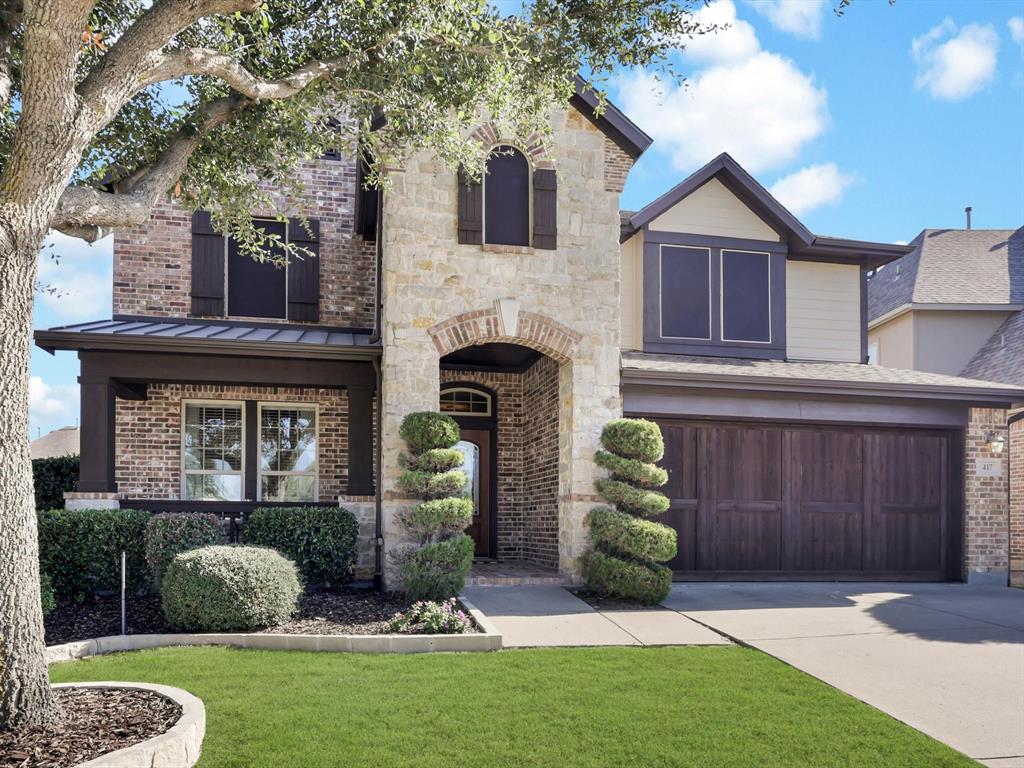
{"left": 46, "top": 598, "right": 501, "bottom": 663}
{"left": 50, "top": 681, "right": 204, "bottom": 768}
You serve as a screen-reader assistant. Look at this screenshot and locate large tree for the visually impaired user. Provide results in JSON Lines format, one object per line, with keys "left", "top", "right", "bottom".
{"left": 0, "top": 0, "right": 711, "bottom": 729}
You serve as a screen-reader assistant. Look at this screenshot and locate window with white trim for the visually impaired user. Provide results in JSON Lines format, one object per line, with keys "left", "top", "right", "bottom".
{"left": 182, "top": 403, "right": 244, "bottom": 500}
{"left": 439, "top": 387, "right": 492, "bottom": 416}
{"left": 259, "top": 404, "right": 318, "bottom": 502}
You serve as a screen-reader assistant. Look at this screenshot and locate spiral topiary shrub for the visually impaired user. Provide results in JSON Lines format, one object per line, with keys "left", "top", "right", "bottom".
{"left": 396, "top": 411, "right": 474, "bottom": 600}
{"left": 161, "top": 545, "right": 301, "bottom": 631}
{"left": 584, "top": 418, "right": 677, "bottom": 605}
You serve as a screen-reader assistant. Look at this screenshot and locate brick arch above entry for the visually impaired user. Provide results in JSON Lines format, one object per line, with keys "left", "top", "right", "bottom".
{"left": 427, "top": 300, "right": 581, "bottom": 363}
{"left": 469, "top": 122, "right": 554, "bottom": 170}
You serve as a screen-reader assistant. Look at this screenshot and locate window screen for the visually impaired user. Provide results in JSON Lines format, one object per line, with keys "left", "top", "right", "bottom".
{"left": 227, "top": 219, "right": 287, "bottom": 319}
{"left": 660, "top": 246, "right": 711, "bottom": 339}
{"left": 721, "top": 250, "right": 771, "bottom": 343}
{"left": 259, "top": 405, "right": 317, "bottom": 502}
{"left": 183, "top": 404, "right": 243, "bottom": 500}
{"left": 484, "top": 146, "right": 530, "bottom": 246}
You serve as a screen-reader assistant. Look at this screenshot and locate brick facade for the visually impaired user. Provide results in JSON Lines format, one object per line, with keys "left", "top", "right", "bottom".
{"left": 603, "top": 138, "right": 633, "bottom": 194}
{"left": 964, "top": 408, "right": 1010, "bottom": 580}
{"left": 115, "top": 384, "right": 350, "bottom": 501}
{"left": 1010, "top": 416, "right": 1024, "bottom": 587}
{"left": 113, "top": 156, "right": 376, "bottom": 328}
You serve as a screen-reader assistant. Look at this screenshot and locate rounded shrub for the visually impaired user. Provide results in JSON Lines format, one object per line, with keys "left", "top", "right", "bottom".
{"left": 146, "top": 513, "right": 224, "bottom": 590}
{"left": 584, "top": 418, "right": 675, "bottom": 606}
{"left": 594, "top": 450, "right": 668, "bottom": 488}
{"left": 583, "top": 550, "right": 672, "bottom": 605}
{"left": 397, "top": 469, "right": 468, "bottom": 500}
{"left": 397, "top": 497, "right": 474, "bottom": 541}
{"left": 400, "top": 535, "right": 475, "bottom": 601}
{"left": 594, "top": 478, "right": 671, "bottom": 517}
{"left": 400, "top": 448, "right": 465, "bottom": 473}
{"left": 399, "top": 412, "right": 460, "bottom": 454}
{"left": 587, "top": 507, "right": 677, "bottom": 563}
{"left": 161, "top": 545, "right": 301, "bottom": 631}
{"left": 244, "top": 506, "right": 358, "bottom": 587}
{"left": 600, "top": 419, "right": 664, "bottom": 463}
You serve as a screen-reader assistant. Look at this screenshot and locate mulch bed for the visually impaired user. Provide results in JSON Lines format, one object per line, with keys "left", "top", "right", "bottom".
{"left": 45, "top": 589, "right": 478, "bottom": 645}
{"left": 0, "top": 687, "right": 180, "bottom": 768}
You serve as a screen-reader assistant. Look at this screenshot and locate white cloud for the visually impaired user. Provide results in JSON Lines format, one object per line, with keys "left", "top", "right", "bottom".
{"left": 769, "top": 162, "right": 854, "bottom": 215}
{"left": 1010, "top": 17, "right": 1024, "bottom": 49}
{"left": 617, "top": 51, "right": 828, "bottom": 174}
{"left": 912, "top": 19, "right": 999, "bottom": 101}
{"left": 36, "top": 231, "right": 113, "bottom": 323}
{"left": 680, "top": 0, "right": 760, "bottom": 64}
{"left": 747, "top": 0, "right": 825, "bottom": 41}
{"left": 29, "top": 376, "right": 79, "bottom": 427}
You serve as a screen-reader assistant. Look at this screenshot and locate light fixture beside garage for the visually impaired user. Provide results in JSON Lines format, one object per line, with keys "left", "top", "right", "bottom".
{"left": 984, "top": 430, "right": 1006, "bottom": 457}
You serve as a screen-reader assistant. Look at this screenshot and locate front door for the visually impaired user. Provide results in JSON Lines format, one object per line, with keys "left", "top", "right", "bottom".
{"left": 455, "top": 428, "right": 492, "bottom": 557}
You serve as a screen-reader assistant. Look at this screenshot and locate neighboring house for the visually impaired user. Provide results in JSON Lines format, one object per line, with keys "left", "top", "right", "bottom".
{"left": 868, "top": 227, "right": 1024, "bottom": 587}
{"left": 30, "top": 426, "right": 79, "bottom": 460}
{"left": 36, "top": 85, "right": 1024, "bottom": 588}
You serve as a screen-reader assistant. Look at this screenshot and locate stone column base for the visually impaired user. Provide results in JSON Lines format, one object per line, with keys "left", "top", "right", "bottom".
{"left": 63, "top": 491, "right": 122, "bottom": 510}
{"left": 338, "top": 495, "right": 377, "bottom": 580}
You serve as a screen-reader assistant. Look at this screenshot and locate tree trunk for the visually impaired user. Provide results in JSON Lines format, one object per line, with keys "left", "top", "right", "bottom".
{"left": 0, "top": 221, "right": 59, "bottom": 730}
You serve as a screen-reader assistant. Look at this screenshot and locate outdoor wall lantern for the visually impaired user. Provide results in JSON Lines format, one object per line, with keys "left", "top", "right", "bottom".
{"left": 984, "top": 430, "right": 1006, "bottom": 457}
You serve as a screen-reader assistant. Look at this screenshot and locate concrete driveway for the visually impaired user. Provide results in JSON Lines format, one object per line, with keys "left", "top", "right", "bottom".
{"left": 664, "top": 583, "right": 1024, "bottom": 768}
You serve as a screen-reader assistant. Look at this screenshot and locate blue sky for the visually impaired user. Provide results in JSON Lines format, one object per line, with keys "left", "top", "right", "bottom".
{"left": 28, "top": 0, "right": 1024, "bottom": 439}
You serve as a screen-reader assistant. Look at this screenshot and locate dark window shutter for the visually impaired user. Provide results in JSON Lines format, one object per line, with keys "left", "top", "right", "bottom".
{"left": 287, "top": 217, "right": 320, "bottom": 322}
{"left": 457, "top": 167, "right": 483, "bottom": 245}
{"left": 191, "top": 211, "right": 225, "bottom": 316}
{"left": 354, "top": 157, "right": 379, "bottom": 241}
{"left": 533, "top": 169, "right": 557, "bottom": 250}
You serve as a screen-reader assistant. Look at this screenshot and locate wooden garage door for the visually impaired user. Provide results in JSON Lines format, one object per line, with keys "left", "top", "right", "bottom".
{"left": 657, "top": 420, "right": 959, "bottom": 581}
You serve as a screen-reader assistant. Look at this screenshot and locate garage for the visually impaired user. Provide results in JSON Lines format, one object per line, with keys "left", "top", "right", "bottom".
{"left": 654, "top": 419, "right": 962, "bottom": 581}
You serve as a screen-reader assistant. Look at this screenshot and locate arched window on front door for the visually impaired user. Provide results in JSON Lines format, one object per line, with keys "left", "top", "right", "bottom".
{"left": 484, "top": 145, "right": 530, "bottom": 247}
{"left": 439, "top": 386, "right": 493, "bottom": 417}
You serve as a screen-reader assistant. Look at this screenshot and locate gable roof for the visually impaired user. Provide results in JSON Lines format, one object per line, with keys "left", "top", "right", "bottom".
{"left": 571, "top": 77, "right": 652, "bottom": 160}
{"left": 622, "top": 153, "right": 913, "bottom": 267}
{"left": 960, "top": 309, "right": 1024, "bottom": 386}
{"left": 867, "top": 228, "right": 1024, "bottom": 322}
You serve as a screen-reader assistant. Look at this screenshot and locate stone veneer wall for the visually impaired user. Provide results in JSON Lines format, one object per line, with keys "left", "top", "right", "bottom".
{"left": 1010, "top": 416, "right": 1023, "bottom": 588}
{"left": 113, "top": 156, "right": 376, "bottom": 328}
{"left": 380, "top": 105, "right": 631, "bottom": 584}
{"left": 521, "top": 356, "right": 560, "bottom": 568}
{"left": 965, "top": 407, "right": 1010, "bottom": 581}
{"left": 115, "top": 384, "right": 350, "bottom": 501}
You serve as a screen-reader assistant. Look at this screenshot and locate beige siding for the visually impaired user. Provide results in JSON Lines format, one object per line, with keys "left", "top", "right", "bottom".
{"left": 913, "top": 309, "right": 1013, "bottom": 375}
{"left": 869, "top": 311, "right": 915, "bottom": 369}
{"left": 620, "top": 233, "right": 644, "bottom": 350}
{"left": 648, "top": 177, "right": 780, "bottom": 241}
{"left": 786, "top": 261, "right": 862, "bottom": 362}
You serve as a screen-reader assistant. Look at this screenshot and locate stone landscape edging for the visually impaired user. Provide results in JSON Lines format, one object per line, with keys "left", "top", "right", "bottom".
{"left": 50, "top": 681, "right": 204, "bottom": 768}
{"left": 46, "top": 599, "right": 502, "bottom": 663}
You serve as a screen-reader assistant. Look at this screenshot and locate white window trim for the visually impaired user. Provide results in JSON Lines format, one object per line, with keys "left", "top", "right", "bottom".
{"left": 659, "top": 244, "right": 713, "bottom": 341}
{"left": 224, "top": 217, "right": 290, "bottom": 321}
{"left": 181, "top": 400, "right": 245, "bottom": 501}
{"left": 720, "top": 248, "right": 772, "bottom": 345}
{"left": 439, "top": 386, "right": 493, "bottom": 417}
{"left": 867, "top": 339, "right": 880, "bottom": 366}
{"left": 482, "top": 144, "right": 533, "bottom": 248}
{"left": 257, "top": 402, "right": 319, "bottom": 502}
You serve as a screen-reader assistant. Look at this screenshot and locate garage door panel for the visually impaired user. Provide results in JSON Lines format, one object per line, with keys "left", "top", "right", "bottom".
{"left": 879, "top": 504, "right": 944, "bottom": 574}
{"left": 712, "top": 502, "right": 782, "bottom": 571}
{"left": 788, "top": 501, "right": 863, "bottom": 571}
{"left": 663, "top": 502, "right": 697, "bottom": 571}
{"left": 660, "top": 425, "right": 697, "bottom": 500}
{"left": 713, "top": 427, "right": 782, "bottom": 501}
{"left": 792, "top": 430, "right": 863, "bottom": 503}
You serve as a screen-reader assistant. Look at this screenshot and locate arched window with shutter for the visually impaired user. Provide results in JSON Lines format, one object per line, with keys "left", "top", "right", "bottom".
{"left": 484, "top": 145, "right": 530, "bottom": 247}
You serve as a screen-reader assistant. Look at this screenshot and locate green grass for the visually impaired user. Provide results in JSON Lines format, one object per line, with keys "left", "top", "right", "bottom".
{"left": 50, "top": 646, "right": 974, "bottom": 768}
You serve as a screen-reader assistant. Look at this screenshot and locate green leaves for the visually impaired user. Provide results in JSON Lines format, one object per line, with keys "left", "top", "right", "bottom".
{"left": 244, "top": 506, "right": 359, "bottom": 588}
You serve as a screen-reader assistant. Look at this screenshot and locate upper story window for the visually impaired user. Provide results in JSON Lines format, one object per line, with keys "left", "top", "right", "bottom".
{"left": 644, "top": 239, "right": 785, "bottom": 359}
{"left": 191, "top": 212, "right": 320, "bottom": 322}
{"left": 484, "top": 146, "right": 530, "bottom": 247}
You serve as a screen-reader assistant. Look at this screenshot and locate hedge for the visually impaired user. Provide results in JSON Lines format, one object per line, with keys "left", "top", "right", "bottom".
{"left": 586, "top": 507, "right": 677, "bottom": 563}
{"left": 37, "top": 508, "right": 150, "bottom": 602}
{"left": 146, "top": 513, "right": 225, "bottom": 590}
{"left": 161, "top": 545, "right": 301, "bottom": 632}
{"left": 32, "top": 455, "right": 78, "bottom": 511}
{"left": 40, "top": 572, "right": 56, "bottom": 617}
{"left": 582, "top": 550, "right": 673, "bottom": 605}
{"left": 244, "top": 506, "right": 358, "bottom": 587}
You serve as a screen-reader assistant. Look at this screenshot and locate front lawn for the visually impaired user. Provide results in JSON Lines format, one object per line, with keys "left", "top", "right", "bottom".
{"left": 50, "top": 646, "right": 974, "bottom": 768}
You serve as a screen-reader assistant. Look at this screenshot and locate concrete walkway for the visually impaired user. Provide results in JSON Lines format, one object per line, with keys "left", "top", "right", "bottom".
{"left": 461, "top": 585, "right": 729, "bottom": 648}
{"left": 664, "top": 583, "right": 1024, "bottom": 768}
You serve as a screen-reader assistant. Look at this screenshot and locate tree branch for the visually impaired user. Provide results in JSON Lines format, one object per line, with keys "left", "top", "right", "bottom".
{"left": 52, "top": 95, "right": 249, "bottom": 239}
{"left": 76, "top": 0, "right": 259, "bottom": 129}
{"left": 139, "top": 48, "right": 348, "bottom": 100}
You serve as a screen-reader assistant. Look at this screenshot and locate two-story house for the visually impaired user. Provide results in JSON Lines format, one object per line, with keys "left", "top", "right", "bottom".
{"left": 36, "top": 84, "right": 1024, "bottom": 588}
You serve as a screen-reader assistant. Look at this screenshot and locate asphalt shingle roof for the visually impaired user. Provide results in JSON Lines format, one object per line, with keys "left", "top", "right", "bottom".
{"left": 961, "top": 310, "right": 1024, "bottom": 386}
{"left": 867, "top": 228, "right": 1024, "bottom": 321}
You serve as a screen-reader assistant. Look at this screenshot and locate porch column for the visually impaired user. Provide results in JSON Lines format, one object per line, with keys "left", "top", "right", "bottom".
{"left": 76, "top": 375, "right": 117, "bottom": 493}
{"left": 347, "top": 384, "right": 375, "bottom": 496}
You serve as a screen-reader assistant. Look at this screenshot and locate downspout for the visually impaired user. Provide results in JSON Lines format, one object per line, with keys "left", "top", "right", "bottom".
{"left": 368, "top": 184, "right": 384, "bottom": 590}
